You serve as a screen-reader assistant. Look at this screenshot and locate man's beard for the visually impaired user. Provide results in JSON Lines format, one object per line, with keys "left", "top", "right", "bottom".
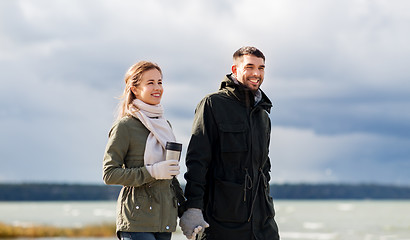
{"left": 241, "top": 76, "right": 261, "bottom": 93}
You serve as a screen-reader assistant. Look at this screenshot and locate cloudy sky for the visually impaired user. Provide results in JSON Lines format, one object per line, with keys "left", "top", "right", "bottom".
{"left": 1, "top": 0, "right": 409, "bottom": 185}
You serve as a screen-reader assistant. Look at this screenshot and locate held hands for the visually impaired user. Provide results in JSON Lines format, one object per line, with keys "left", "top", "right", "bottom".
{"left": 191, "top": 225, "right": 205, "bottom": 240}
{"left": 146, "top": 160, "right": 180, "bottom": 179}
{"left": 179, "top": 208, "right": 209, "bottom": 239}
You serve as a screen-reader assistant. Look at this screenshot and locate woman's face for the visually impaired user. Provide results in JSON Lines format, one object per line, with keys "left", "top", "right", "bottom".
{"left": 131, "top": 69, "right": 163, "bottom": 105}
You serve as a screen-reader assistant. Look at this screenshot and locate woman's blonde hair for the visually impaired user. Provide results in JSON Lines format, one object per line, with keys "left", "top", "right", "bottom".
{"left": 116, "top": 61, "right": 162, "bottom": 120}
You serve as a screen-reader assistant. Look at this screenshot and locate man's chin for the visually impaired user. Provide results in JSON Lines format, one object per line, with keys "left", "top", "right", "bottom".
{"left": 245, "top": 84, "right": 260, "bottom": 93}
{"left": 237, "top": 78, "right": 260, "bottom": 93}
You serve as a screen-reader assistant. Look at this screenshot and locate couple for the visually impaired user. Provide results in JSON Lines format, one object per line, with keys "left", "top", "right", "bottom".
{"left": 102, "top": 46, "right": 280, "bottom": 240}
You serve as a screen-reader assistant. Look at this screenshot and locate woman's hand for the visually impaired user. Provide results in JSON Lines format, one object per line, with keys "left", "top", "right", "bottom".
{"left": 146, "top": 160, "right": 180, "bottom": 179}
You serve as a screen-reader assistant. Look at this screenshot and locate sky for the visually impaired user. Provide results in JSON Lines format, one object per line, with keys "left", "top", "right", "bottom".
{"left": 1, "top": 0, "right": 409, "bottom": 185}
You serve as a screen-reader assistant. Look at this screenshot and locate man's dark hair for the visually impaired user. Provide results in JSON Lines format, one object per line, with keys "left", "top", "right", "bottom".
{"left": 233, "top": 46, "right": 265, "bottom": 62}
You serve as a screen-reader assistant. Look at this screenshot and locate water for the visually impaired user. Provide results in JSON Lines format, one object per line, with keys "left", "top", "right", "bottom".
{"left": 0, "top": 201, "right": 115, "bottom": 228}
{"left": 275, "top": 200, "right": 410, "bottom": 240}
{"left": 0, "top": 200, "right": 409, "bottom": 240}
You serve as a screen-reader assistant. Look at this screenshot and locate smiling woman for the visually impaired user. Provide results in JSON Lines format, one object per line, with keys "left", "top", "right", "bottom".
{"left": 102, "top": 61, "right": 185, "bottom": 240}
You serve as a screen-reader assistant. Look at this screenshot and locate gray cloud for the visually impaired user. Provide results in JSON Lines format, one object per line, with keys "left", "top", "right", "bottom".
{"left": 1, "top": 0, "right": 409, "bottom": 185}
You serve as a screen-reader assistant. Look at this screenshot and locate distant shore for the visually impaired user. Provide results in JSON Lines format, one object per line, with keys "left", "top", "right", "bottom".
{"left": 1, "top": 183, "right": 410, "bottom": 201}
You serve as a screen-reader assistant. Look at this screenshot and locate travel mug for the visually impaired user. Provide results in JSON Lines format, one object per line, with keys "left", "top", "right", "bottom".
{"left": 165, "top": 141, "right": 182, "bottom": 161}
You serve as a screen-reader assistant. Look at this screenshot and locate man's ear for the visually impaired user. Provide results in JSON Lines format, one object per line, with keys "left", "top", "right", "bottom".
{"left": 231, "top": 64, "right": 237, "bottom": 77}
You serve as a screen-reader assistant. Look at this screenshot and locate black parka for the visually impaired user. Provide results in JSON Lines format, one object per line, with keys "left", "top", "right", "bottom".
{"left": 184, "top": 74, "right": 280, "bottom": 240}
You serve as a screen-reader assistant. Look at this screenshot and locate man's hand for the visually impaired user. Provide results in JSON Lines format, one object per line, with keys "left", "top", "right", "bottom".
{"left": 179, "top": 208, "right": 209, "bottom": 239}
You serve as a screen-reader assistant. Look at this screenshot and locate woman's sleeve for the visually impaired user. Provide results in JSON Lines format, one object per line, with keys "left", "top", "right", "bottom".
{"left": 102, "top": 121, "right": 155, "bottom": 187}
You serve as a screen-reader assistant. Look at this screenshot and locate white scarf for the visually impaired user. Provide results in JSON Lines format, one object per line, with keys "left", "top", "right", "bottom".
{"left": 128, "top": 99, "right": 176, "bottom": 165}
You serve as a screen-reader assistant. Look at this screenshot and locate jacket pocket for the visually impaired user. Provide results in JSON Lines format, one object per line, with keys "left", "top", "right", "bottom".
{"left": 212, "top": 178, "right": 248, "bottom": 223}
{"left": 121, "top": 189, "right": 160, "bottom": 227}
{"left": 218, "top": 123, "right": 247, "bottom": 152}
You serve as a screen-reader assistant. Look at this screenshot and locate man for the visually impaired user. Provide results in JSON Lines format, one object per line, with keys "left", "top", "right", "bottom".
{"left": 179, "top": 46, "right": 280, "bottom": 240}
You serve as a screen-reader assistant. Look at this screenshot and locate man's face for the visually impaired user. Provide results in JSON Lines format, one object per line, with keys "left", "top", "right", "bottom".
{"left": 232, "top": 55, "right": 265, "bottom": 92}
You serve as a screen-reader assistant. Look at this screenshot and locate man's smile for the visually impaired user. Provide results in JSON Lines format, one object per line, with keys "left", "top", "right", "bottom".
{"left": 248, "top": 77, "right": 260, "bottom": 84}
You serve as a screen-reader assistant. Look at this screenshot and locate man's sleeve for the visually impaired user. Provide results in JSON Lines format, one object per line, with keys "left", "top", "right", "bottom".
{"left": 263, "top": 117, "right": 272, "bottom": 184}
{"left": 184, "top": 96, "right": 217, "bottom": 210}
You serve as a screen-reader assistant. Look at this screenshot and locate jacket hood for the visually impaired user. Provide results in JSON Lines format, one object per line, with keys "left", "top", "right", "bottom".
{"left": 219, "top": 74, "right": 272, "bottom": 113}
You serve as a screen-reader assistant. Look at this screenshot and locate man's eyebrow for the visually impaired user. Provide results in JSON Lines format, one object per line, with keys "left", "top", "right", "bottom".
{"left": 244, "top": 63, "right": 265, "bottom": 68}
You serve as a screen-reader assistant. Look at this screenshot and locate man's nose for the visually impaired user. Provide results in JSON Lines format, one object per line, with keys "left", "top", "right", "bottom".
{"left": 252, "top": 69, "right": 260, "bottom": 76}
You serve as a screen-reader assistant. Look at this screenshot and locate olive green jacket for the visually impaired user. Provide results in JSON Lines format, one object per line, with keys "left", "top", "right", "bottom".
{"left": 102, "top": 116, "right": 184, "bottom": 236}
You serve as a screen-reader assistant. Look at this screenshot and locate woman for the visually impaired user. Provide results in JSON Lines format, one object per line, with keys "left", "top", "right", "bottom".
{"left": 103, "top": 61, "right": 185, "bottom": 240}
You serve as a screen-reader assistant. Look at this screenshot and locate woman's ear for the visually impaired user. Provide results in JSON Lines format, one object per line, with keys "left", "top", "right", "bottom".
{"left": 131, "top": 86, "right": 139, "bottom": 97}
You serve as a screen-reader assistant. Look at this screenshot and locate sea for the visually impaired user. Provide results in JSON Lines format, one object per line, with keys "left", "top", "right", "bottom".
{"left": 0, "top": 200, "right": 409, "bottom": 240}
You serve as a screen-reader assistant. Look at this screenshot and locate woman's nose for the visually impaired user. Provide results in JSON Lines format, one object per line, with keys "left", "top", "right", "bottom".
{"left": 154, "top": 83, "right": 162, "bottom": 90}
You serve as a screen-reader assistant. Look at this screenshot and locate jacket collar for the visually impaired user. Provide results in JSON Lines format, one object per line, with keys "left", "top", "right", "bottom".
{"left": 219, "top": 74, "right": 272, "bottom": 113}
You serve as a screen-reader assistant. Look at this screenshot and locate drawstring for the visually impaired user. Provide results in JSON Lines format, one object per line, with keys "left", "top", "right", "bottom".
{"left": 247, "top": 168, "right": 266, "bottom": 222}
{"left": 244, "top": 168, "right": 253, "bottom": 201}
{"left": 261, "top": 169, "right": 268, "bottom": 188}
